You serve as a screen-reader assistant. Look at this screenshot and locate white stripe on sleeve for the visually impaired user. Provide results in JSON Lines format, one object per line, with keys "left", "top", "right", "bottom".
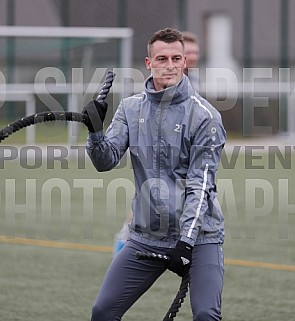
{"left": 187, "top": 163, "right": 209, "bottom": 238}
{"left": 191, "top": 95, "right": 213, "bottom": 119}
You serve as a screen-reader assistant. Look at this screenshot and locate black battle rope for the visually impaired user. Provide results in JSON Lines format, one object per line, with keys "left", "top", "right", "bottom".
{"left": 135, "top": 251, "right": 190, "bottom": 321}
{"left": 0, "top": 70, "right": 115, "bottom": 143}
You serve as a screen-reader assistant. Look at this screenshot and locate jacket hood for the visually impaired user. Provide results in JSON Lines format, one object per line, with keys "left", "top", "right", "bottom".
{"left": 144, "top": 74, "right": 192, "bottom": 104}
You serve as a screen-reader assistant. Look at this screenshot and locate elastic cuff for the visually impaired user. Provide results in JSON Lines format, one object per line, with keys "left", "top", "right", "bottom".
{"left": 88, "top": 131, "right": 103, "bottom": 141}
{"left": 180, "top": 236, "right": 195, "bottom": 247}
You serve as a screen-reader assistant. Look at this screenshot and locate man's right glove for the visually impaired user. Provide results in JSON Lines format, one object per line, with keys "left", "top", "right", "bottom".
{"left": 82, "top": 100, "right": 108, "bottom": 132}
{"left": 166, "top": 241, "right": 193, "bottom": 277}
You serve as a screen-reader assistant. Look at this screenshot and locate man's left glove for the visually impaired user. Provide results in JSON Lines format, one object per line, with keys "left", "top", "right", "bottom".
{"left": 82, "top": 100, "right": 108, "bottom": 132}
{"left": 166, "top": 240, "right": 193, "bottom": 277}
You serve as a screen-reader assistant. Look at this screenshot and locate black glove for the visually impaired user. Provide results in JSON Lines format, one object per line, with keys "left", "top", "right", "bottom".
{"left": 166, "top": 241, "right": 193, "bottom": 277}
{"left": 82, "top": 100, "right": 108, "bottom": 132}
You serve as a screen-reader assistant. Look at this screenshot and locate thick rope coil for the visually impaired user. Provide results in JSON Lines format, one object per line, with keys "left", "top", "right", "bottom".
{"left": 0, "top": 70, "right": 115, "bottom": 143}
{"left": 162, "top": 273, "right": 190, "bottom": 321}
{"left": 135, "top": 251, "right": 190, "bottom": 321}
{"left": 96, "top": 71, "right": 115, "bottom": 102}
{"left": 0, "top": 111, "right": 85, "bottom": 143}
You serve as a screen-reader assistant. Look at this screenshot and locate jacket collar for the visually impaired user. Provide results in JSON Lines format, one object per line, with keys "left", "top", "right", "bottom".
{"left": 144, "top": 74, "right": 192, "bottom": 104}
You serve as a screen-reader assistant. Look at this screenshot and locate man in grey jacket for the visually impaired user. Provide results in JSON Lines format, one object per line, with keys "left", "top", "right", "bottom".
{"left": 83, "top": 28, "right": 226, "bottom": 321}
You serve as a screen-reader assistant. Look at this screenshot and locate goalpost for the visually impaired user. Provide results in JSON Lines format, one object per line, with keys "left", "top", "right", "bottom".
{"left": 0, "top": 26, "right": 133, "bottom": 145}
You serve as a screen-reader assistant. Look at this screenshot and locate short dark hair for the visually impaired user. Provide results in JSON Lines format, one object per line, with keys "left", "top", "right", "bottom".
{"left": 182, "top": 31, "right": 199, "bottom": 45}
{"left": 147, "top": 28, "right": 184, "bottom": 56}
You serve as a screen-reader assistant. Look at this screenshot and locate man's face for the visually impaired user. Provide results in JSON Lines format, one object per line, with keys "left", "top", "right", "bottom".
{"left": 145, "top": 40, "right": 186, "bottom": 91}
{"left": 184, "top": 41, "right": 200, "bottom": 68}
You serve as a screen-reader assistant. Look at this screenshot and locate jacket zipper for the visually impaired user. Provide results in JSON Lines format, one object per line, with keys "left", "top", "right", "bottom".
{"left": 156, "top": 103, "right": 165, "bottom": 203}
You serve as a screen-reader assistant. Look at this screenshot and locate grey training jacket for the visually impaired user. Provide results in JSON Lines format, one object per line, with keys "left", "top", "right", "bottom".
{"left": 86, "top": 75, "right": 226, "bottom": 248}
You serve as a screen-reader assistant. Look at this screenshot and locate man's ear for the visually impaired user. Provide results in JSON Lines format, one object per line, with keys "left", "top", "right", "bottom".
{"left": 145, "top": 57, "right": 151, "bottom": 70}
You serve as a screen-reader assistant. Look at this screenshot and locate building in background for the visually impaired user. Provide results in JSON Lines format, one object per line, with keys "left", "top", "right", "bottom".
{"left": 0, "top": 0, "right": 294, "bottom": 136}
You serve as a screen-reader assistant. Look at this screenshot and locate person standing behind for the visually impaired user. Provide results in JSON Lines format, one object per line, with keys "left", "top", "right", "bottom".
{"left": 182, "top": 31, "right": 201, "bottom": 90}
{"left": 83, "top": 27, "right": 226, "bottom": 321}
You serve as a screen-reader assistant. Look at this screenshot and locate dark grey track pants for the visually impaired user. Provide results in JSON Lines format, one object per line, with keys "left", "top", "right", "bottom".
{"left": 91, "top": 240, "right": 224, "bottom": 321}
